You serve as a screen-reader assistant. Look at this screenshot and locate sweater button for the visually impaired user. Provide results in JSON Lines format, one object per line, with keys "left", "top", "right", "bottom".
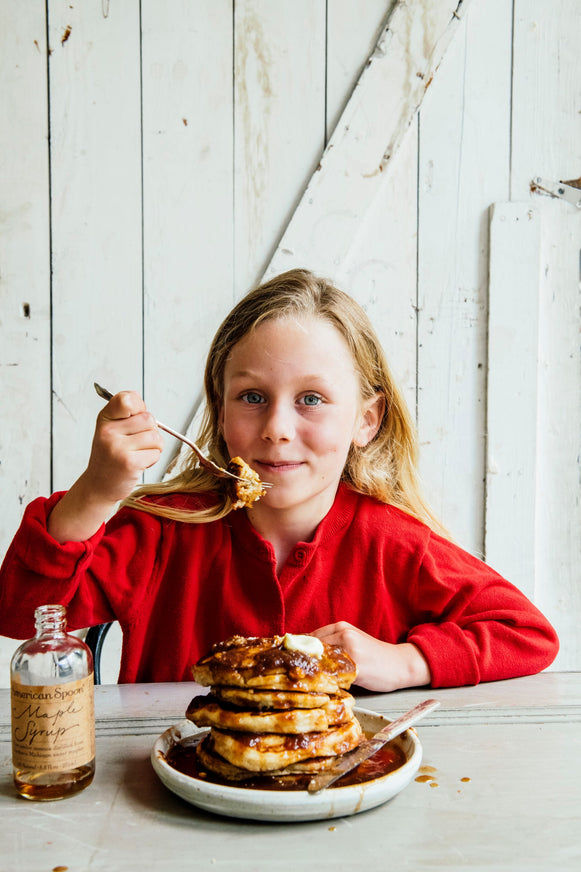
{"left": 294, "top": 548, "right": 306, "bottom": 561}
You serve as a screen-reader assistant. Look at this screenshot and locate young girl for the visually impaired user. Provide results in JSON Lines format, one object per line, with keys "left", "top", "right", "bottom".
{"left": 0, "top": 269, "right": 558, "bottom": 689}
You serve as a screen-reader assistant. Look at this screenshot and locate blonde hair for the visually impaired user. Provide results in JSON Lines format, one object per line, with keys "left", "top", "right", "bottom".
{"left": 123, "top": 269, "right": 447, "bottom": 535}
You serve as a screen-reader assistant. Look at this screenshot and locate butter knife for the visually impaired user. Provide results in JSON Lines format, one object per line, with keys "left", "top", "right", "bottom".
{"left": 307, "top": 697, "right": 440, "bottom": 794}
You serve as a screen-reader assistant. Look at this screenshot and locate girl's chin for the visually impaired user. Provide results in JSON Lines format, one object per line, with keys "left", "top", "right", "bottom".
{"left": 251, "top": 480, "right": 339, "bottom": 514}
{"left": 255, "top": 492, "right": 295, "bottom": 510}
{"left": 251, "top": 485, "right": 305, "bottom": 511}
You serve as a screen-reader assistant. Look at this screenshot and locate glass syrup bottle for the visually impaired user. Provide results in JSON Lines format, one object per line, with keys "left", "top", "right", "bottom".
{"left": 10, "top": 604, "right": 95, "bottom": 800}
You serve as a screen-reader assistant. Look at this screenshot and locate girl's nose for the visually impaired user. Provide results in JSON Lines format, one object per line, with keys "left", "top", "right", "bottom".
{"left": 261, "top": 402, "right": 295, "bottom": 443}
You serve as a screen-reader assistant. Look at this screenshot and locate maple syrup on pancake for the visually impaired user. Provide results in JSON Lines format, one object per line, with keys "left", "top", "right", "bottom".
{"left": 165, "top": 732, "right": 406, "bottom": 792}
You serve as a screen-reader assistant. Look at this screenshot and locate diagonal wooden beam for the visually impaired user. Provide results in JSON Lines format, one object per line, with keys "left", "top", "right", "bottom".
{"left": 265, "top": 0, "right": 474, "bottom": 279}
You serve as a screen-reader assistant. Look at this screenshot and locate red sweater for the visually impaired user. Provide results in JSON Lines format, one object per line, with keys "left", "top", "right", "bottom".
{"left": 0, "top": 484, "right": 558, "bottom": 685}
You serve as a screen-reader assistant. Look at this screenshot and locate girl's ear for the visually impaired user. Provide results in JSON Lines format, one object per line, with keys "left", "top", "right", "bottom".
{"left": 353, "top": 392, "right": 386, "bottom": 448}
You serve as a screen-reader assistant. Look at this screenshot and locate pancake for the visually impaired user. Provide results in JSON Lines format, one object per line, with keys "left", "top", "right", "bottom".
{"left": 209, "top": 718, "right": 363, "bottom": 772}
{"left": 187, "top": 694, "right": 330, "bottom": 733}
{"left": 192, "top": 634, "right": 357, "bottom": 693}
{"left": 187, "top": 690, "right": 355, "bottom": 733}
{"left": 196, "top": 738, "right": 340, "bottom": 782}
{"left": 212, "top": 685, "right": 332, "bottom": 710}
{"left": 228, "top": 457, "right": 266, "bottom": 508}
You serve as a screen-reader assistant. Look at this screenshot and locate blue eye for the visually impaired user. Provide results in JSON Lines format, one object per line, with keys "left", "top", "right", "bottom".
{"left": 242, "top": 392, "right": 264, "bottom": 404}
{"left": 302, "top": 394, "right": 321, "bottom": 406}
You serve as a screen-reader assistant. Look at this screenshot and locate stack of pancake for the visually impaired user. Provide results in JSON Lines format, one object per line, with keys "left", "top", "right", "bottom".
{"left": 188, "top": 634, "right": 362, "bottom": 782}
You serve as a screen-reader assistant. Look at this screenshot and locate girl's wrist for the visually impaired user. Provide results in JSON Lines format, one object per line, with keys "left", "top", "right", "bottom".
{"left": 397, "top": 642, "right": 431, "bottom": 689}
{"left": 48, "top": 472, "right": 118, "bottom": 543}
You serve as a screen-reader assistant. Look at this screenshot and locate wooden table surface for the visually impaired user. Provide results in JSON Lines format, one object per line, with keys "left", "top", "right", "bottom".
{"left": 1, "top": 672, "right": 580, "bottom": 871}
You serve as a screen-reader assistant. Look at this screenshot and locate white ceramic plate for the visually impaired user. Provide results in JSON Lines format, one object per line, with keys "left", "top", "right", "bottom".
{"left": 151, "top": 708, "right": 422, "bottom": 822}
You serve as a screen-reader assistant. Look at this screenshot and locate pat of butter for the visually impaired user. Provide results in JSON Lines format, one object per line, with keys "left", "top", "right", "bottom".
{"left": 282, "top": 633, "right": 324, "bottom": 658}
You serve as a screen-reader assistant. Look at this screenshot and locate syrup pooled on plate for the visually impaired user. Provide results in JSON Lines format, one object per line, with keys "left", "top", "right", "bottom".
{"left": 165, "top": 731, "right": 407, "bottom": 792}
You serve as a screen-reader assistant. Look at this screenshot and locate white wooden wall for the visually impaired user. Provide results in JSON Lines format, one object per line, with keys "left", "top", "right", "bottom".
{"left": 1, "top": 0, "right": 579, "bottom": 683}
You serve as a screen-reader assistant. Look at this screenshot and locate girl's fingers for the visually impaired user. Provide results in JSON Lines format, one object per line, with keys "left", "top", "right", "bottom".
{"left": 97, "top": 390, "right": 159, "bottom": 438}
{"left": 91, "top": 398, "right": 164, "bottom": 469}
{"left": 100, "top": 390, "right": 147, "bottom": 421}
{"left": 123, "top": 428, "right": 165, "bottom": 454}
{"left": 82, "top": 390, "right": 164, "bottom": 506}
{"left": 101, "top": 410, "right": 159, "bottom": 437}
{"left": 99, "top": 426, "right": 165, "bottom": 465}
{"left": 311, "top": 621, "right": 353, "bottom": 641}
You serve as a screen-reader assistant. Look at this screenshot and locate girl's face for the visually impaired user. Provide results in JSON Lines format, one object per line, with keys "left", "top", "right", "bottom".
{"left": 220, "top": 315, "right": 382, "bottom": 523}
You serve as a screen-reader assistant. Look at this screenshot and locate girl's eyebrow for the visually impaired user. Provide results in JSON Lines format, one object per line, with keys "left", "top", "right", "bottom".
{"left": 228, "top": 370, "right": 334, "bottom": 384}
{"left": 227, "top": 369, "right": 256, "bottom": 380}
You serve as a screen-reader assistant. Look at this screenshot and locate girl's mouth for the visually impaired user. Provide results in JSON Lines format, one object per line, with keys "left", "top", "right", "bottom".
{"left": 257, "top": 460, "right": 304, "bottom": 473}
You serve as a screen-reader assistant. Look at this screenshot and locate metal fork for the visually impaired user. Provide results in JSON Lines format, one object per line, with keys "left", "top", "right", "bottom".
{"left": 93, "top": 383, "right": 272, "bottom": 486}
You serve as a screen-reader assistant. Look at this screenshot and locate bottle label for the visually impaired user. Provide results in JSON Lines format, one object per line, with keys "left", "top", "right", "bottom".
{"left": 11, "top": 674, "right": 95, "bottom": 772}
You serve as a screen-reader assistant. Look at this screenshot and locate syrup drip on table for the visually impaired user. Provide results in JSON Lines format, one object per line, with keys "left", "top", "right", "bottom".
{"left": 415, "top": 764, "right": 438, "bottom": 788}
{"left": 165, "top": 733, "right": 406, "bottom": 792}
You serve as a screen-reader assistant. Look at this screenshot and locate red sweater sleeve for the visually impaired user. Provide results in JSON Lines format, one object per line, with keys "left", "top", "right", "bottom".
{"left": 0, "top": 492, "right": 161, "bottom": 640}
{"left": 404, "top": 529, "right": 559, "bottom": 687}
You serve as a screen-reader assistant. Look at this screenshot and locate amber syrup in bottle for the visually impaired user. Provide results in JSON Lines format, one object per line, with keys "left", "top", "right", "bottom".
{"left": 10, "top": 604, "right": 95, "bottom": 800}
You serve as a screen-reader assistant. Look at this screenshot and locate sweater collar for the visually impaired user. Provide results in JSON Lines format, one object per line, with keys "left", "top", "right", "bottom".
{"left": 228, "top": 482, "right": 360, "bottom": 563}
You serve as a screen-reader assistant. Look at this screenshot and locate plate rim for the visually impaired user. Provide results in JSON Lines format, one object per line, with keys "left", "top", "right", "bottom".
{"left": 150, "top": 706, "right": 422, "bottom": 820}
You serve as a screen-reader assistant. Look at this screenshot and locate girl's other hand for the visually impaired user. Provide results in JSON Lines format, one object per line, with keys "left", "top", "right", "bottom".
{"left": 47, "top": 391, "right": 163, "bottom": 543}
{"left": 311, "top": 621, "right": 431, "bottom": 692}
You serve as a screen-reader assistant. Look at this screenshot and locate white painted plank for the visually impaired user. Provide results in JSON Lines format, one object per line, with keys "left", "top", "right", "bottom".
{"left": 234, "top": 0, "right": 326, "bottom": 297}
{"left": 326, "top": 0, "right": 390, "bottom": 140}
{"left": 0, "top": 0, "right": 51, "bottom": 682}
{"left": 327, "top": 1, "right": 418, "bottom": 411}
{"left": 0, "top": 0, "right": 51, "bottom": 544}
{"left": 265, "top": 0, "right": 473, "bottom": 280}
{"left": 534, "top": 201, "right": 581, "bottom": 671}
{"left": 49, "top": 0, "right": 143, "bottom": 492}
{"left": 511, "top": 0, "right": 581, "bottom": 669}
{"left": 141, "top": 0, "right": 234, "bottom": 480}
{"left": 485, "top": 202, "right": 540, "bottom": 601}
{"left": 416, "top": 0, "right": 512, "bottom": 553}
{"left": 340, "top": 119, "right": 420, "bottom": 416}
